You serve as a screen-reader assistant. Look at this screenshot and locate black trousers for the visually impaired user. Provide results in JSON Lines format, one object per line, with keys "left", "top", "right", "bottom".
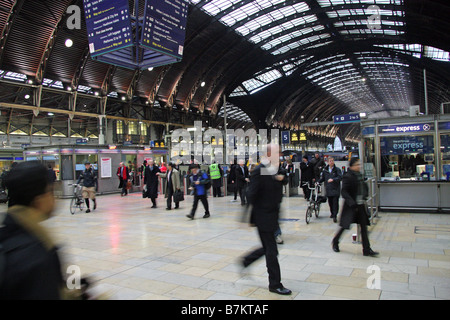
{"left": 333, "top": 224, "right": 371, "bottom": 253}
{"left": 237, "top": 185, "right": 247, "bottom": 205}
{"left": 120, "top": 178, "right": 128, "bottom": 195}
{"left": 190, "top": 194, "right": 209, "bottom": 217}
{"left": 302, "top": 182, "right": 310, "bottom": 199}
{"left": 243, "top": 229, "right": 282, "bottom": 290}
{"left": 213, "top": 186, "right": 222, "bottom": 197}
{"left": 166, "top": 187, "right": 179, "bottom": 209}
{"left": 327, "top": 196, "right": 339, "bottom": 218}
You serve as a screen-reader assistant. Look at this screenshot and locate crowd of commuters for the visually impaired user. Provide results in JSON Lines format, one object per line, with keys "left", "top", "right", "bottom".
{"left": 0, "top": 149, "right": 377, "bottom": 299}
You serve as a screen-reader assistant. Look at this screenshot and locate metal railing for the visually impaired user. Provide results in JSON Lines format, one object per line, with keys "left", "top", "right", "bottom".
{"left": 356, "top": 178, "right": 379, "bottom": 243}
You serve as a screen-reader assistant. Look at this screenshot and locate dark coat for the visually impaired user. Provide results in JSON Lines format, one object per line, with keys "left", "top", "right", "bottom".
{"left": 339, "top": 169, "right": 370, "bottom": 230}
{"left": 77, "top": 168, "right": 97, "bottom": 188}
{"left": 227, "top": 164, "right": 237, "bottom": 184}
{"left": 144, "top": 165, "right": 160, "bottom": 198}
{"left": 319, "top": 165, "right": 342, "bottom": 197}
{"left": 310, "top": 156, "right": 325, "bottom": 180}
{"left": 235, "top": 165, "right": 249, "bottom": 189}
{"left": 246, "top": 164, "right": 288, "bottom": 232}
{"left": 0, "top": 214, "right": 64, "bottom": 300}
{"left": 300, "top": 161, "right": 314, "bottom": 182}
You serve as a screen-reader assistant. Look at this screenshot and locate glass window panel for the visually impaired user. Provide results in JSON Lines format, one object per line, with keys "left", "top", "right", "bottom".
{"left": 380, "top": 135, "right": 435, "bottom": 180}
{"left": 441, "top": 134, "right": 450, "bottom": 180}
{"left": 128, "top": 121, "right": 138, "bottom": 135}
{"left": 116, "top": 120, "right": 124, "bottom": 135}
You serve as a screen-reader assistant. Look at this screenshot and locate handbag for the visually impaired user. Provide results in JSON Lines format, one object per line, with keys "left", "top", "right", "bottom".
{"left": 173, "top": 189, "right": 184, "bottom": 202}
{"left": 142, "top": 185, "right": 148, "bottom": 198}
{"left": 126, "top": 181, "right": 132, "bottom": 190}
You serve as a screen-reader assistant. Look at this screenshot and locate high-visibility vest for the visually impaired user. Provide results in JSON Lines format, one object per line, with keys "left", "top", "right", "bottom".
{"left": 209, "top": 164, "right": 221, "bottom": 180}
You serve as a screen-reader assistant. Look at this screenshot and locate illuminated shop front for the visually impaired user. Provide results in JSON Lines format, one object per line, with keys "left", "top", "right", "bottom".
{"left": 360, "top": 114, "right": 450, "bottom": 212}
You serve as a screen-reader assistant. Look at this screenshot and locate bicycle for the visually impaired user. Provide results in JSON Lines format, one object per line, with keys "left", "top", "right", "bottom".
{"left": 304, "top": 182, "right": 326, "bottom": 224}
{"left": 69, "top": 183, "right": 85, "bottom": 215}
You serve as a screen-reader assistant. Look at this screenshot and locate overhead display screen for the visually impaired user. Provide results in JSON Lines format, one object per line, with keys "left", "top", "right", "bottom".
{"left": 141, "top": 0, "right": 188, "bottom": 59}
{"left": 83, "top": 0, "right": 133, "bottom": 57}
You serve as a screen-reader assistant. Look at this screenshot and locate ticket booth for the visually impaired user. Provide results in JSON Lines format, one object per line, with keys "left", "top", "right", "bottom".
{"left": 360, "top": 114, "right": 450, "bottom": 212}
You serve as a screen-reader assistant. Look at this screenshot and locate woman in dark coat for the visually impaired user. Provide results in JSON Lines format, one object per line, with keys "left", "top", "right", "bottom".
{"left": 144, "top": 159, "right": 160, "bottom": 208}
{"left": 332, "top": 158, "right": 379, "bottom": 257}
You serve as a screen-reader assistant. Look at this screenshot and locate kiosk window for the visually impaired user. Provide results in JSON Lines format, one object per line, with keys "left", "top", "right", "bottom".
{"left": 441, "top": 134, "right": 450, "bottom": 180}
{"left": 380, "top": 135, "right": 434, "bottom": 180}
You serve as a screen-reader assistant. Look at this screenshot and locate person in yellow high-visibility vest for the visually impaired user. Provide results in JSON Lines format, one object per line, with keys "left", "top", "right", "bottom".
{"left": 209, "top": 162, "right": 223, "bottom": 197}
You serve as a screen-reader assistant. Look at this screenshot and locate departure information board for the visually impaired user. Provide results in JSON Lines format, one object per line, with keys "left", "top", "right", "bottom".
{"left": 83, "top": 0, "right": 133, "bottom": 57}
{"left": 141, "top": 0, "right": 188, "bottom": 59}
{"left": 333, "top": 113, "right": 361, "bottom": 124}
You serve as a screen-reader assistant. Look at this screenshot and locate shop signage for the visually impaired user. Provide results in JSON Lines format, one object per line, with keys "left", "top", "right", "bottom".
{"left": 380, "top": 135, "right": 434, "bottom": 155}
{"left": 378, "top": 123, "right": 433, "bottom": 134}
{"left": 438, "top": 122, "right": 450, "bottom": 130}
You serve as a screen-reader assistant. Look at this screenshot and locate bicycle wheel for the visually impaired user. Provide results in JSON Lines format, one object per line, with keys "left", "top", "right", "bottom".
{"left": 70, "top": 197, "right": 77, "bottom": 215}
{"left": 78, "top": 198, "right": 85, "bottom": 211}
{"left": 305, "top": 206, "right": 312, "bottom": 224}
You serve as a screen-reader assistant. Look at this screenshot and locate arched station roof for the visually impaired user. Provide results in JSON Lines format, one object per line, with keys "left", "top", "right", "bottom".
{"left": 0, "top": 0, "right": 449, "bottom": 142}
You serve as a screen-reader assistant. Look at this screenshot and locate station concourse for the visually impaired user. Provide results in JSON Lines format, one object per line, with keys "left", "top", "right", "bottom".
{"left": 0, "top": 0, "right": 449, "bottom": 301}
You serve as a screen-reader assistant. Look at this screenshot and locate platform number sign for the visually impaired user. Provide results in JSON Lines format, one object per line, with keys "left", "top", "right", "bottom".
{"left": 281, "top": 131, "right": 290, "bottom": 144}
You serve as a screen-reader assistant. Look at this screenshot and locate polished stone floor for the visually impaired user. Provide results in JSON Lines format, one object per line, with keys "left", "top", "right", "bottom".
{"left": 3, "top": 190, "right": 449, "bottom": 300}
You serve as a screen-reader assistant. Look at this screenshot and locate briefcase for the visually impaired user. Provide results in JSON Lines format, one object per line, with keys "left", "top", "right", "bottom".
{"left": 173, "top": 189, "right": 184, "bottom": 202}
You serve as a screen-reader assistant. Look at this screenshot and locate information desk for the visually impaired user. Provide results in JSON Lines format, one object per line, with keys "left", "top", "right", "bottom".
{"left": 360, "top": 114, "right": 450, "bottom": 212}
{"left": 378, "top": 181, "right": 450, "bottom": 212}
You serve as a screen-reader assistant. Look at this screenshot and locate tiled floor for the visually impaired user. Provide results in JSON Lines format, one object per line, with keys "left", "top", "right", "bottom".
{"left": 3, "top": 191, "right": 449, "bottom": 300}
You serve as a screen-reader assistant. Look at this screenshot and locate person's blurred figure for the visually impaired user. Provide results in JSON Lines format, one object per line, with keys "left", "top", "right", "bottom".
{"left": 241, "top": 144, "right": 291, "bottom": 295}
{"left": 0, "top": 161, "right": 63, "bottom": 299}
{"left": 47, "top": 164, "right": 57, "bottom": 184}
{"left": 332, "top": 158, "right": 379, "bottom": 257}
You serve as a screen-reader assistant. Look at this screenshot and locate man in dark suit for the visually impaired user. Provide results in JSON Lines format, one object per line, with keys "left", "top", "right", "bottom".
{"left": 300, "top": 155, "right": 314, "bottom": 199}
{"left": 235, "top": 159, "right": 250, "bottom": 206}
{"left": 241, "top": 144, "right": 291, "bottom": 295}
{"left": 332, "top": 158, "right": 378, "bottom": 257}
{"left": 144, "top": 159, "right": 160, "bottom": 208}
